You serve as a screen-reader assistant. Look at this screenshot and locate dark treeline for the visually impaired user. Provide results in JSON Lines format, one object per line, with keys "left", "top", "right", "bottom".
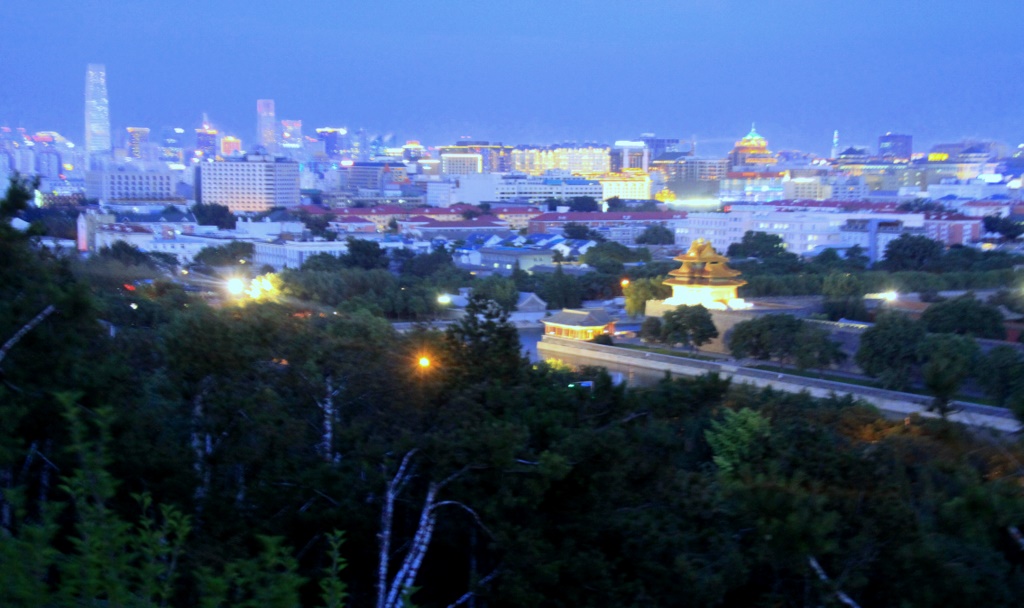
{"left": 3, "top": 181, "right": 1024, "bottom": 606}
{"left": 728, "top": 231, "right": 1024, "bottom": 298}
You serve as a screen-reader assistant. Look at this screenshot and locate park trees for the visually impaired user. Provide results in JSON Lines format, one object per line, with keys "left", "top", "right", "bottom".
{"left": 660, "top": 304, "right": 718, "bottom": 350}
{"left": 623, "top": 277, "right": 671, "bottom": 316}
{"left": 977, "top": 345, "right": 1024, "bottom": 406}
{"left": 880, "top": 234, "right": 944, "bottom": 271}
{"left": 821, "top": 271, "right": 868, "bottom": 321}
{"left": 918, "top": 333, "right": 979, "bottom": 416}
{"left": 635, "top": 224, "right": 675, "bottom": 245}
{"left": 727, "top": 314, "right": 804, "bottom": 363}
{"left": 192, "top": 202, "right": 236, "bottom": 229}
{"left": 193, "top": 241, "right": 255, "bottom": 267}
{"left": 920, "top": 293, "right": 1006, "bottom": 339}
{"left": 855, "top": 310, "right": 925, "bottom": 390}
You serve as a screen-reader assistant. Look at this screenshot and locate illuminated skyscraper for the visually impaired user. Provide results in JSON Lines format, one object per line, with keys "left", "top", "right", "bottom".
{"left": 256, "top": 99, "right": 276, "bottom": 152}
{"left": 280, "top": 120, "right": 303, "bottom": 149}
{"left": 316, "top": 127, "right": 348, "bottom": 158}
{"left": 125, "top": 127, "right": 149, "bottom": 159}
{"left": 195, "top": 122, "right": 218, "bottom": 159}
{"left": 84, "top": 64, "right": 111, "bottom": 158}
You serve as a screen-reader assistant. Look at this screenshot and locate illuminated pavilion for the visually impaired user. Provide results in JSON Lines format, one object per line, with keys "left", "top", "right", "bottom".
{"left": 662, "top": 239, "right": 749, "bottom": 310}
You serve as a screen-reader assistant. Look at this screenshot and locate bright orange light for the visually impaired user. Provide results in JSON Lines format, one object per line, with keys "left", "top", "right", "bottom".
{"left": 418, "top": 357, "right": 431, "bottom": 368}
{"left": 620, "top": 279, "right": 630, "bottom": 288}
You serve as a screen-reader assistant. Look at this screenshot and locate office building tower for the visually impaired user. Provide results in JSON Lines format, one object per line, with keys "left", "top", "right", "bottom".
{"left": 316, "top": 127, "right": 348, "bottom": 158}
{"left": 878, "top": 133, "right": 913, "bottom": 161}
{"left": 197, "top": 154, "right": 300, "bottom": 212}
{"left": 280, "top": 120, "right": 303, "bottom": 150}
{"left": 220, "top": 136, "right": 242, "bottom": 156}
{"left": 84, "top": 64, "right": 112, "bottom": 159}
{"left": 125, "top": 127, "right": 150, "bottom": 159}
{"left": 638, "top": 134, "right": 681, "bottom": 160}
{"left": 195, "top": 124, "right": 218, "bottom": 158}
{"left": 256, "top": 99, "right": 276, "bottom": 151}
{"left": 159, "top": 127, "right": 186, "bottom": 162}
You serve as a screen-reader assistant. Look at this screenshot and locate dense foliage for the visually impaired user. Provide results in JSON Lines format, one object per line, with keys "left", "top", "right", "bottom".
{"left": 3, "top": 182, "right": 1024, "bottom": 606}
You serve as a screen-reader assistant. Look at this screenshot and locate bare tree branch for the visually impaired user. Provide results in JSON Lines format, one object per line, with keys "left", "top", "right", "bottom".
{"left": 445, "top": 567, "right": 501, "bottom": 608}
{"left": 0, "top": 304, "right": 56, "bottom": 366}
{"left": 808, "top": 555, "right": 860, "bottom": 608}
{"left": 432, "top": 500, "right": 496, "bottom": 539}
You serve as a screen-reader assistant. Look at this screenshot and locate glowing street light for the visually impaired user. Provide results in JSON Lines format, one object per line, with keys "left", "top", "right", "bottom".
{"left": 226, "top": 277, "right": 246, "bottom": 296}
{"left": 620, "top": 278, "right": 630, "bottom": 288}
{"left": 881, "top": 291, "right": 898, "bottom": 302}
{"left": 418, "top": 356, "right": 431, "bottom": 369}
{"left": 437, "top": 294, "right": 452, "bottom": 305}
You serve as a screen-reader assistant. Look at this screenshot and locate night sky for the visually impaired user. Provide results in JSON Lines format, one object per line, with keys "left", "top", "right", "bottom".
{"left": 2, "top": 0, "right": 1022, "bottom": 156}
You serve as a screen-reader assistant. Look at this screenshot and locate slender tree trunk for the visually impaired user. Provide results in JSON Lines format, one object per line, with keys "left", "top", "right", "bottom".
{"left": 318, "top": 376, "right": 337, "bottom": 461}
{"left": 190, "top": 385, "right": 213, "bottom": 512}
{"left": 378, "top": 450, "right": 418, "bottom": 608}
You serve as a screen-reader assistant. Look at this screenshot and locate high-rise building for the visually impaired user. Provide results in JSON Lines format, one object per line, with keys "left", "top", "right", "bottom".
{"left": 159, "top": 127, "right": 186, "bottom": 162}
{"left": 195, "top": 124, "right": 218, "bottom": 158}
{"left": 316, "top": 127, "right": 348, "bottom": 158}
{"left": 84, "top": 64, "right": 112, "bottom": 159}
{"left": 878, "top": 133, "right": 912, "bottom": 161}
{"left": 197, "top": 154, "right": 300, "bottom": 212}
{"left": 280, "top": 120, "right": 303, "bottom": 150}
{"left": 220, "top": 136, "right": 242, "bottom": 156}
{"left": 256, "top": 99, "right": 276, "bottom": 152}
{"left": 125, "top": 127, "right": 150, "bottom": 159}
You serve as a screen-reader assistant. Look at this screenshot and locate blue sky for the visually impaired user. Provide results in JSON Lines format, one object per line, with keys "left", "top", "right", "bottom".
{"left": 1, "top": 0, "right": 1022, "bottom": 155}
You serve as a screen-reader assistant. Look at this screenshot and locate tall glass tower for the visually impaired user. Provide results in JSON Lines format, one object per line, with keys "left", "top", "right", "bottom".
{"left": 256, "top": 99, "right": 276, "bottom": 153}
{"left": 85, "top": 64, "right": 111, "bottom": 158}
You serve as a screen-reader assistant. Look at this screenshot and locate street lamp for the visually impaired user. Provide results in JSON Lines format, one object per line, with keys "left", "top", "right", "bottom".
{"left": 437, "top": 294, "right": 452, "bottom": 305}
{"left": 226, "top": 277, "right": 246, "bottom": 296}
{"left": 418, "top": 356, "right": 431, "bottom": 369}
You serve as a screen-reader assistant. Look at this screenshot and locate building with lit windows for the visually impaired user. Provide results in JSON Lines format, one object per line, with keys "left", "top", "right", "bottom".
{"left": 85, "top": 168, "right": 178, "bottom": 202}
{"left": 195, "top": 126, "right": 218, "bottom": 158}
{"left": 316, "top": 127, "right": 348, "bottom": 158}
{"left": 878, "top": 133, "right": 912, "bottom": 161}
{"left": 596, "top": 170, "right": 652, "bottom": 200}
{"left": 220, "top": 136, "right": 242, "bottom": 156}
{"left": 436, "top": 141, "right": 514, "bottom": 173}
{"left": 729, "top": 125, "right": 777, "bottom": 170}
{"left": 85, "top": 64, "right": 111, "bottom": 161}
{"left": 256, "top": 99, "right": 276, "bottom": 152}
{"left": 280, "top": 120, "right": 303, "bottom": 150}
{"left": 511, "top": 145, "right": 611, "bottom": 175}
{"left": 197, "top": 155, "right": 300, "bottom": 212}
{"left": 441, "top": 153, "right": 483, "bottom": 175}
{"left": 125, "top": 127, "right": 149, "bottom": 159}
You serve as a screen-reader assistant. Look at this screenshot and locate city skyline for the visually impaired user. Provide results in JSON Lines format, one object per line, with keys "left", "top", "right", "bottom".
{"left": 1, "top": 1, "right": 1023, "bottom": 155}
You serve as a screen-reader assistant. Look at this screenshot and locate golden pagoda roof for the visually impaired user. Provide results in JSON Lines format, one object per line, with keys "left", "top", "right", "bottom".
{"left": 664, "top": 238, "right": 746, "bottom": 287}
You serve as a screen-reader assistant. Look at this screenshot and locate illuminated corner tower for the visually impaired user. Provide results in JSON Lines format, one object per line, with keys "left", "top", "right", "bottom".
{"left": 662, "top": 239, "right": 749, "bottom": 310}
{"left": 85, "top": 64, "right": 111, "bottom": 159}
{"left": 256, "top": 99, "right": 277, "bottom": 152}
{"left": 831, "top": 130, "right": 840, "bottom": 160}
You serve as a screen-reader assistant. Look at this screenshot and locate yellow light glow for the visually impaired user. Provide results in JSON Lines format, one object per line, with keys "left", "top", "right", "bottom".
{"left": 418, "top": 357, "right": 431, "bottom": 368}
{"left": 620, "top": 279, "right": 630, "bottom": 288}
{"left": 437, "top": 294, "right": 451, "bottom": 305}
{"left": 881, "top": 291, "right": 898, "bottom": 302}
{"left": 226, "top": 278, "right": 245, "bottom": 295}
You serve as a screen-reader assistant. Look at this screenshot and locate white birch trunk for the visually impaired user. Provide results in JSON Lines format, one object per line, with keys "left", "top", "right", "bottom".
{"left": 318, "top": 376, "right": 335, "bottom": 461}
